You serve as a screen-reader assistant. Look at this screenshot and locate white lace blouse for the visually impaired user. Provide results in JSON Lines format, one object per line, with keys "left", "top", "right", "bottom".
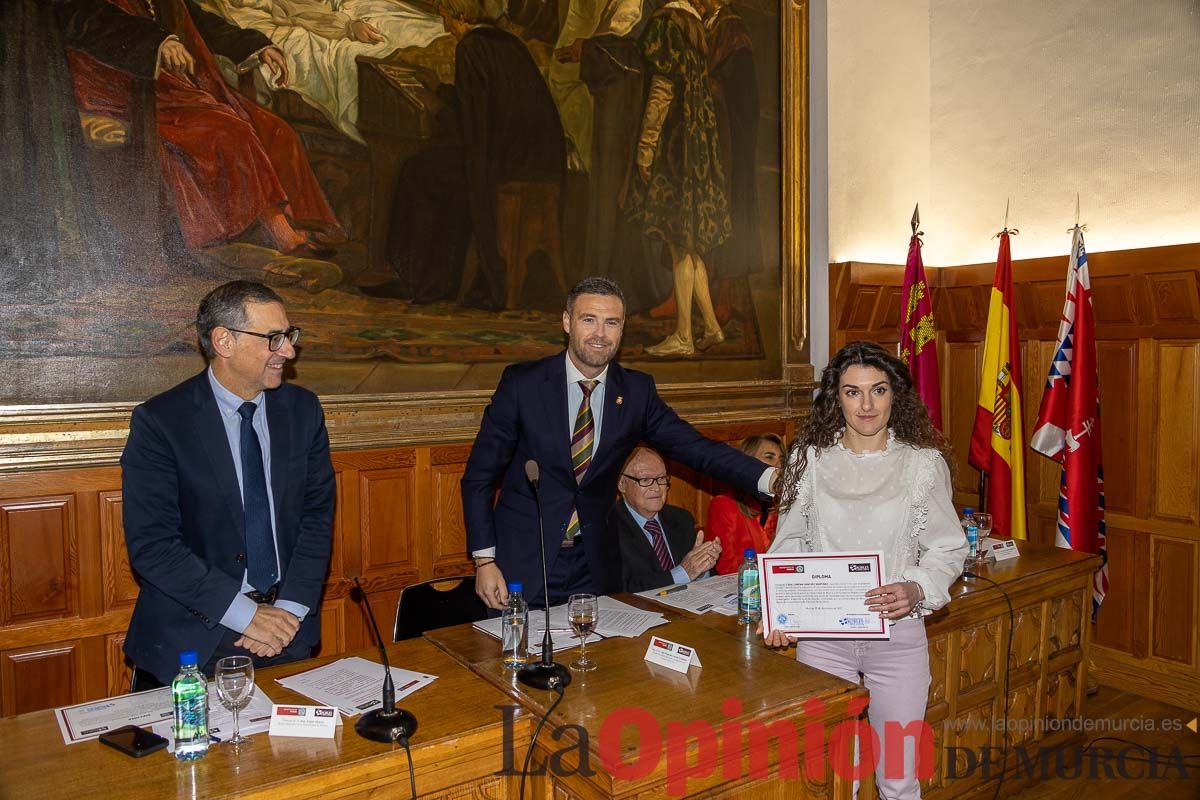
{"left": 769, "top": 432, "right": 968, "bottom": 614}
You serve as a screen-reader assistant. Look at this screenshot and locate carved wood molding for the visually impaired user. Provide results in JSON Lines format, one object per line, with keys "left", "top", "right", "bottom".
{"left": 832, "top": 241, "right": 1200, "bottom": 344}
{"left": 0, "top": 377, "right": 815, "bottom": 473}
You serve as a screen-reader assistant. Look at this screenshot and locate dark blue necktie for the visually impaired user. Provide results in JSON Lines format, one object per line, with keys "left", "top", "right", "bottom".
{"left": 238, "top": 402, "right": 278, "bottom": 592}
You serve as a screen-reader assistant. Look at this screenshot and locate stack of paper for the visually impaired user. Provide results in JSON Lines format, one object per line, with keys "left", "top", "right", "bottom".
{"left": 596, "top": 595, "right": 668, "bottom": 637}
{"left": 274, "top": 656, "right": 437, "bottom": 717}
{"left": 473, "top": 595, "right": 668, "bottom": 649}
{"left": 636, "top": 573, "right": 740, "bottom": 616}
{"left": 54, "top": 682, "right": 275, "bottom": 747}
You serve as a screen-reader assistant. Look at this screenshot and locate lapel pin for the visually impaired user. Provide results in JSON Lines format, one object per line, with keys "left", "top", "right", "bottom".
{"left": 616, "top": 396, "right": 623, "bottom": 405}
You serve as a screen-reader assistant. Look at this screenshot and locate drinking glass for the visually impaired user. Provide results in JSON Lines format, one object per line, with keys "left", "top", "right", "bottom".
{"left": 567, "top": 593, "right": 598, "bottom": 672}
{"left": 215, "top": 655, "right": 255, "bottom": 747}
{"left": 973, "top": 512, "right": 993, "bottom": 561}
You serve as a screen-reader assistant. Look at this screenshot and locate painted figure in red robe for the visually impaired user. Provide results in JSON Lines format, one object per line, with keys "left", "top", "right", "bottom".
{"left": 63, "top": 0, "right": 340, "bottom": 255}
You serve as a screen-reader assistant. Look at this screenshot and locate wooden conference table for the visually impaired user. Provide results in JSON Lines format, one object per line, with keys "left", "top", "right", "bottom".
{"left": 0, "top": 544, "right": 1099, "bottom": 800}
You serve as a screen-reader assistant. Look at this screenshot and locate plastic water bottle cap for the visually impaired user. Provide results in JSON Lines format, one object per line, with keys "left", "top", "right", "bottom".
{"left": 179, "top": 650, "right": 199, "bottom": 667}
{"left": 963, "top": 507, "right": 974, "bottom": 516}
{"left": 507, "top": 582, "right": 523, "bottom": 594}
{"left": 744, "top": 548, "right": 756, "bottom": 558}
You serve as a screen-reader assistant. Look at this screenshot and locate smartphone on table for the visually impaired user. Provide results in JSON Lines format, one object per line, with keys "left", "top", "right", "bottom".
{"left": 98, "top": 724, "right": 169, "bottom": 757}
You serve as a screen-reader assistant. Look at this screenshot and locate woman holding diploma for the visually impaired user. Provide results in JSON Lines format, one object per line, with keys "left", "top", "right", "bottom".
{"left": 763, "top": 341, "right": 967, "bottom": 800}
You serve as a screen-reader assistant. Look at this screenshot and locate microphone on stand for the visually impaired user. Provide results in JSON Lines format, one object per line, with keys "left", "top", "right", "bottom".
{"left": 351, "top": 576, "right": 418, "bottom": 743}
{"left": 517, "top": 460, "right": 572, "bottom": 691}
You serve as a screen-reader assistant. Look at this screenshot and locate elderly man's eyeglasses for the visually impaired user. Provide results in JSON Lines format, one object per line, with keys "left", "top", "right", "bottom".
{"left": 226, "top": 326, "right": 302, "bottom": 352}
{"left": 622, "top": 474, "right": 671, "bottom": 488}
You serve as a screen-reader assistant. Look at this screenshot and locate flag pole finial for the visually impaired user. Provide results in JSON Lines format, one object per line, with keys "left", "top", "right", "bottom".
{"left": 911, "top": 203, "right": 921, "bottom": 237}
{"left": 1067, "top": 193, "right": 1088, "bottom": 234}
{"left": 995, "top": 198, "right": 1019, "bottom": 238}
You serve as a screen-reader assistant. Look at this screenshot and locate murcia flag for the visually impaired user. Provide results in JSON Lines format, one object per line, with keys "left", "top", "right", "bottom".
{"left": 1031, "top": 227, "right": 1107, "bottom": 612}
{"left": 969, "top": 231, "right": 1027, "bottom": 539}
{"left": 899, "top": 233, "right": 943, "bottom": 430}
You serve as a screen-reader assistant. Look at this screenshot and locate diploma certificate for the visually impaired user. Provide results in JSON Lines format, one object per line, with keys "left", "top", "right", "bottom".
{"left": 760, "top": 551, "right": 889, "bottom": 639}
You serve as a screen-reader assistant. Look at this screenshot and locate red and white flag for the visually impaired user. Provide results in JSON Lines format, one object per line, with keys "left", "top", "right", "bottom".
{"left": 1031, "top": 226, "right": 1107, "bottom": 613}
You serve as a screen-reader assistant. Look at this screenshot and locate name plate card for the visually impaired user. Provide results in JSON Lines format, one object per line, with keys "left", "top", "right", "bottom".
{"left": 983, "top": 538, "right": 1020, "bottom": 561}
{"left": 268, "top": 704, "right": 340, "bottom": 738}
{"left": 643, "top": 635, "right": 701, "bottom": 674}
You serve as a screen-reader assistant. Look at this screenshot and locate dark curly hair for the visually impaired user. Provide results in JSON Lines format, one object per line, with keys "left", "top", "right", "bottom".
{"left": 778, "top": 341, "right": 952, "bottom": 511}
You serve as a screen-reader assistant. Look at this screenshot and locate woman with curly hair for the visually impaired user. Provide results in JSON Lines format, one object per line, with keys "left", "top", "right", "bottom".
{"left": 708, "top": 433, "right": 784, "bottom": 574}
{"left": 763, "top": 340, "right": 966, "bottom": 800}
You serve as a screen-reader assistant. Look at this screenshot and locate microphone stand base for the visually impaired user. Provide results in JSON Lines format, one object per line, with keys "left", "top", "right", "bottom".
{"left": 355, "top": 708, "right": 418, "bottom": 743}
{"left": 517, "top": 661, "right": 572, "bottom": 691}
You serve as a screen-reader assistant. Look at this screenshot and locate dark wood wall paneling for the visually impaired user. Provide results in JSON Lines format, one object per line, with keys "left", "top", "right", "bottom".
{"left": 0, "top": 421, "right": 788, "bottom": 717}
{"left": 830, "top": 242, "right": 1200, "bottom": 712}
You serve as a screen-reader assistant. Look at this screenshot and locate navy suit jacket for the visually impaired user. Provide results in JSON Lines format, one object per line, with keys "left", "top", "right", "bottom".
{"left": 461, "top": 352, "right": 765, "bottom": 604}
{"left": 120, "top": 371, "right": 336, "bottom": 683}
{"left": 611, "top": 502, "right": 697, "bottom": 593}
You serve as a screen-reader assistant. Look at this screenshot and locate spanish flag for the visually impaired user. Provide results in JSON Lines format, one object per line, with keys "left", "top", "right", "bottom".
{"left": 968, "top": 231, "right": 1027, "bottom": 539}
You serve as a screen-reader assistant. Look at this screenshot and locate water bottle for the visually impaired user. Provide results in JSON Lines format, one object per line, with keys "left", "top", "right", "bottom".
{"left": 961, "top": 507, "right": 979, "bottom": 566}
{"left": 501, "top": 582, "right": 528, "bottom": 669}
{"left": 172, "top": 650, "right": 209, "bottom": 761}
{"left": 737, "top": 549, "right": 761, "bottom": 623}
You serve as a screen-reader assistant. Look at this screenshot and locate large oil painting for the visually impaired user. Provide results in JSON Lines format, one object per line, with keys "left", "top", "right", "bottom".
{"left": 0, "top": 0, "right": 797, "bottom": 405}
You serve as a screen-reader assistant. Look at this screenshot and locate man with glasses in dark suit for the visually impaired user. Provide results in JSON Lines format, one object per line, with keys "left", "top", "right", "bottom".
{"left": 121, "top": 280, "right": 335, "bottom": 689}
{"left": 612, "top": 447, "right": 721, "bottom": 592}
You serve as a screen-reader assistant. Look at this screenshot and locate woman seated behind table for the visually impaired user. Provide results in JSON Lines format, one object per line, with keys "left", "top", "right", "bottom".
{"left": 708, "top": 434, "right": 785, "bottom": 575}
{"left": 762, "top": 340, "right": 967, "bottom": 800}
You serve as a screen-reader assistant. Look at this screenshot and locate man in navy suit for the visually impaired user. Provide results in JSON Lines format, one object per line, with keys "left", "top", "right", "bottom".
{"left": 121, "top": 281, "right": 335, "bottom": 687}
{"left": 462, "top": 276, "right": 775, "bottom": 609}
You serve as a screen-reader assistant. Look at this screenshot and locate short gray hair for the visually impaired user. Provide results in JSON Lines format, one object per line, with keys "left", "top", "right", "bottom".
{"left": 195, "top": 281, "right": 284, "bottom": 359}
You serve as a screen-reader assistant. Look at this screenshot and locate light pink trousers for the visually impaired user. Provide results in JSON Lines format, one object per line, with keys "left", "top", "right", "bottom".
{"left": 796, "top": 617, "right": 931, "bottom": 800}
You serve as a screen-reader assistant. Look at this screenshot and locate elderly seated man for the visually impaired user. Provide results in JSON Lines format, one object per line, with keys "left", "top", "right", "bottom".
{"left": 609, "top": 447, "right": 721, "bottom": 592}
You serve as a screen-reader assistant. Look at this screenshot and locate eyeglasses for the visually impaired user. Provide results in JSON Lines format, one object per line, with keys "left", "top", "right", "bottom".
{"left": 225, "top": 326, "right": 301, "bottom": 352}
{"left": 621, "top": 474, "right": 671, "bottom": 488}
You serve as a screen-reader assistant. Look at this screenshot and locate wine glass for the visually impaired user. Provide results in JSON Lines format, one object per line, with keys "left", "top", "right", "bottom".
{"left": 215, "top": 655, "right": 255, "bottom": 747}
{"left": 973, "top": 512, "right": 994, "bottom": 561}
{"left": 567, "top": 593, "right": 598, "bottom": 672}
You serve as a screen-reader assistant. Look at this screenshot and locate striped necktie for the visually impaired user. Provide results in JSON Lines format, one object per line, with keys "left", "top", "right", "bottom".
{"left": 563, "top": 379, "right": 598, "bottom": 545}
{"left": 644, "top": 517, "right": 673, "bottom": 570}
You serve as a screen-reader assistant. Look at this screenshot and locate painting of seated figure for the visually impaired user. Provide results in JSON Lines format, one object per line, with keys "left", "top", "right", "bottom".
{"left": 0, "top": 0, "right": 802, "bottom": 404}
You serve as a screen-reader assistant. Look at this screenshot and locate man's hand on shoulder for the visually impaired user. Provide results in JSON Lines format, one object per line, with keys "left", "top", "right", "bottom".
{"left": 679, "top": 529, "right": 721, "bottom": 580}
{"left": 241, "top": 604, "right": 300, "bottom": 653}
{"left": 475, "top": 563, "right": 509, "bottom": 611}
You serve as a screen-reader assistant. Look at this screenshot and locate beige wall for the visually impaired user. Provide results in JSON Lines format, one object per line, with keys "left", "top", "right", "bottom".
{"left": 827, "top": 0, "right": 930, "bottom": 264}
{"left": 829, "top": 0, "right": 1200, "bottom": 266}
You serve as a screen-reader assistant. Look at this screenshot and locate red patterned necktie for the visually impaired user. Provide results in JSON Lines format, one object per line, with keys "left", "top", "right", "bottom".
{"left": 644, "top": 517, "right": 673, "bottom": 570}
{"left": 563, "top": 379, "right": 598, "bottom": 544}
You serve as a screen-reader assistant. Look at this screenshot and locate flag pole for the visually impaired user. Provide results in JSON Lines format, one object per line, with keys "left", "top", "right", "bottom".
{"left": 978, "top": 199, "right": 1017, "bottom": 517}
{"left": 994, "top": 197, "right": 1020, "bottom": 238}
{"left": 898, "top": 201, "right": 942, "bottom": 430}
